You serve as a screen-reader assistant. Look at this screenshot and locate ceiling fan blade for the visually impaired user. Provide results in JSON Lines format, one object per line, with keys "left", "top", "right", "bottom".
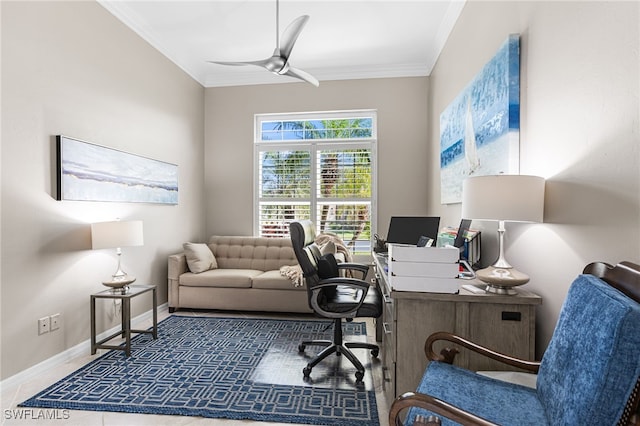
{"left": 207, "top": 59, "right": 268, "bottom": 67}
{"left": 206, "top": 1, "right": 318, "bottom": 88}
{"left": 209, "top": 54, "right": 287, "bottom": 75}
{"left": 279, "top": 15, "right": 309, "bottom": 59}
{"left": 284, "top": 66, "right": 319, "bottom": 87}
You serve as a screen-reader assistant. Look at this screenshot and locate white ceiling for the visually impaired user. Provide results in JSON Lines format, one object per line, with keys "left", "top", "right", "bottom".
{"left": 98, "top": 0, "right": 465, "bottom": 87}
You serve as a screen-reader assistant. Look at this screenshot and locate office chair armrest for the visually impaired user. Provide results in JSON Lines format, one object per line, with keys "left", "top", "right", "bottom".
{"left": 337, "top": 262, "right": 369, "bottom": 279}
{"left": 318, "top": 276, "right": 371, "bottom": 290}
{"left": 389, "top": 391, "right": 498, "bottom": 426}
{"left": 424, "top": 332, "right": 540, "bottom": 373}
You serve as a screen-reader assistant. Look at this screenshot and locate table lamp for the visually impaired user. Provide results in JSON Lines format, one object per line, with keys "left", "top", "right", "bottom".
{"left": 91, "top": 220, "right": 144, "bottom": 290}
{"left": 461, "top": 175, "right": 545, "bottom": 295}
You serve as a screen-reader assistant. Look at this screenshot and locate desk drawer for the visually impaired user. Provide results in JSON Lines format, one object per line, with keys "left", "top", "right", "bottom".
{"left": 382, "top": 346, "right": 396, "bottom": 406}
{"left": 382, "top": 292, "right": 395, "bottom": 362}
{"left": 467, "top": 303, "right": 535, "bottom": 370}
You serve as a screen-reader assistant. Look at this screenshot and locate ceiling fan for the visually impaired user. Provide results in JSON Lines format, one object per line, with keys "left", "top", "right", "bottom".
{"left": 208, "top": 0, "right": 319, "bottom": 87}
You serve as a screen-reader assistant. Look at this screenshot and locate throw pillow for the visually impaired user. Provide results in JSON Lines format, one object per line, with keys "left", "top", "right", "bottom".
{"left": 319, "top": 241, "right": 336, "bottom": 256}
{"left": 317, "top": 253, "right": 339, "bottom": 279}
{"left": 317, "top": 253, "right": 339, "bottom": 301}
{"left": 183, "top": 242, "right": 218, "bottom": 273}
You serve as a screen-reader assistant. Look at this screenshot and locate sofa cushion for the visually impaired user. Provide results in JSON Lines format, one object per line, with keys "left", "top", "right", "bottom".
{"left": 179, "top": 269, "right": 261, "bottom": 288}
{"left": 183, "top": 242, "right": 217, "bottom": 273}
{"left": 208, "top": 236, "right": 297, "bottom": 271}
{"left": 252, "top": 270, "right": 307, "bottom": 290}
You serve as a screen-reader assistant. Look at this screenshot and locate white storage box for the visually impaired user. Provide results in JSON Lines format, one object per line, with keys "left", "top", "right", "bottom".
{"left": 389, "top": 260, "right": 459, "bottom": 278}
{"left": 389, "top": 244, "right": 459, "bottom": 263}
{"left": 389, "top": 275, "right": 460, "bottom": 293}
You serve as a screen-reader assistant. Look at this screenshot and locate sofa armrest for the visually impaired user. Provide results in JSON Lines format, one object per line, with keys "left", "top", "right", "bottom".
{"left": 169, "top": 253, "right": 188, "bottom": 279}
{"left": 168, "top": 253, "right": 188, "bottom": 309}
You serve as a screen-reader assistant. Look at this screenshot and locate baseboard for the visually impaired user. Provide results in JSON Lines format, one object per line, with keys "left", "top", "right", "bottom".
{"left": 0, "top": 303, "right": 168, "bottom": 392}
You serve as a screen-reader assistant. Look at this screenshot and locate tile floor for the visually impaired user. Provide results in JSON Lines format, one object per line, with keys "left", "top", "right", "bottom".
{"left": 1, "top": 308, "right": 390, "bottom": 426}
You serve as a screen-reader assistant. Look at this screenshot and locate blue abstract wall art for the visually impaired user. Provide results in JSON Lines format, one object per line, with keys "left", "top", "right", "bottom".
{"left": 440, "top": 34, "right": 520, "bottom": 204}
{"left": 56, "top": 135, "right": 178, "bottom": 204}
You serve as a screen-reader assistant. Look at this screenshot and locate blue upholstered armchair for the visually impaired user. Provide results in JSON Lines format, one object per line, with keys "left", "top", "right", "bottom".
{"left": 389, "top": 261, "right": 640, "bottom": 426}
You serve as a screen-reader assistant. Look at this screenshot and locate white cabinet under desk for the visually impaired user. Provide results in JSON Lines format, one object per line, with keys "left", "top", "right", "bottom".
{"left": 372, "top": 253, "right": 542, "bottom": 408}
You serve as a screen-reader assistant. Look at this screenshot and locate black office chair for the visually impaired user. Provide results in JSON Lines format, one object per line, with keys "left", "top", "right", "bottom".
{"left": 289, "top": 220, "right": 382, "bottom": 382}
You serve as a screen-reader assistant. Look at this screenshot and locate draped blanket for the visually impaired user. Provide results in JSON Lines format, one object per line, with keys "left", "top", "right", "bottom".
{"left": 280, "top": 232, "right": 353, "bottom": 287}
{"left": 280, "top": 264, "right": 304, "bottom": 287}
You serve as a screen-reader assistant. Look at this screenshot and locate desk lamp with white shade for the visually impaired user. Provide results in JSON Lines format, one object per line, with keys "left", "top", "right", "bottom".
{"left": 461, "top": 175, "right": 545, "bottom": 295}
{"left": 91, "top": 220, "right": 144, "bottom": 291}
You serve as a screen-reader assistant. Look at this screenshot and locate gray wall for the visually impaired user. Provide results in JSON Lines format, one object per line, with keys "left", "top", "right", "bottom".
{"left": 429, "top": 0, "right": 640, "bottom": 354}
{"left": 1, "top": 1, "right": 205, "bottom": 380}
{"left": 204, "top": 77, "right": 431, "bottom": 239}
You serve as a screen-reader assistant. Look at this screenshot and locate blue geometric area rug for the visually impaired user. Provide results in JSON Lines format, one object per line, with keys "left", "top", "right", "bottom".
{"left": 20, "top": 315, "right": 379, "bottom": 425}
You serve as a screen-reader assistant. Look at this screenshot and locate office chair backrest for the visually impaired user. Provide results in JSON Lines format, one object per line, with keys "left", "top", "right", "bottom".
{"left": 290, "top": 220, "right": 321, "bottom": 284}
{"left": 290, "top": 220, "right": 342, "bottom": 309}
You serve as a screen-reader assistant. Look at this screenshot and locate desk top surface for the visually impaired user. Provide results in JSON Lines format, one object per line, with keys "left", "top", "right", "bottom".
{"left": 373, "top": 254, "right": 542, "bottom": 304}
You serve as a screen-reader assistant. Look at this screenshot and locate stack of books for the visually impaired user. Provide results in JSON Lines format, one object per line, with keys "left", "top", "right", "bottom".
{"left": 388, "top": 244, "right": 460, "bottom": 293}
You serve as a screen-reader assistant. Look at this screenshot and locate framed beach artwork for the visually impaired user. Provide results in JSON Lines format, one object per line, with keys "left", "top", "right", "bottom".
{"left": 440, "top": 34, "right": 520, "bottom": 204}
{"left": 56, "top": 135, "right": 178, "bottom": 204}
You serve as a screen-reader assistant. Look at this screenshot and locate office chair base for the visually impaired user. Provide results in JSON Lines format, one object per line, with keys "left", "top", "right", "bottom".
{"left": 299, "top": 340, "right": 379, "bottom": 382}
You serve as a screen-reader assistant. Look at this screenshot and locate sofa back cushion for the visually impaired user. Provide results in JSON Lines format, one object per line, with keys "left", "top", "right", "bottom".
{"left": 208, "top": 236, "right": 297, "bottom": 271}
{"left": 537, "top": 274, "right": 640, "bottom": 425}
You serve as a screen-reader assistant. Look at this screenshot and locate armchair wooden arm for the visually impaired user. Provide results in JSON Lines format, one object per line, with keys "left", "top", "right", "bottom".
{"left": 389, "top": 332, "right": 540, "bottom": 426}
{"left": 425, "top": 331, "right": 541, "bottom": 373}
{"left": 390, "top": 392, "right": 498, "bottom": 426}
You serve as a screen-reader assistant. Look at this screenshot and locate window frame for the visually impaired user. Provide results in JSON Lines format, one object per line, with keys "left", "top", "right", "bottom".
{"left": 254, "top": 110, "right": 377, "bottom": 253}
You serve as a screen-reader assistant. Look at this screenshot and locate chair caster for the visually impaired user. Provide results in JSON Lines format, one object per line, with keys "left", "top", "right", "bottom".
{"left": 298, "top": 344, "right": 305, "bottom": 352}
{"left": 371, "top": 348, "right": 379, "bottom": 357}
{"left": 303, "top": 366, "right": 312, "bottom": 378}
{"left": 355, "top": 371, "right": 364, "bottom": 382}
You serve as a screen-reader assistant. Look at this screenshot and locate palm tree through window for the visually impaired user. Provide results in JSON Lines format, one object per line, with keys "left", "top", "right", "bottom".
{"left": 255, "top": 111, "right": 377, "bottom": 254}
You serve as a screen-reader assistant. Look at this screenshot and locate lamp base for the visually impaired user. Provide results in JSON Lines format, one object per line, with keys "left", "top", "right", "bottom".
{"left": 102, "top": 276, "right": 136, "bottom": 292}
{"left": 475, "top": 266, "right": 529, "bottom": 295}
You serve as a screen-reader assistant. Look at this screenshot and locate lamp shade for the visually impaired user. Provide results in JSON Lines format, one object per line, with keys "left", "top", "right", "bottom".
{"left": 461, "top": 175, "right": 545, "bottom": 223}
{"left": 91, "top": 220, "right": 144, "bottom": 249}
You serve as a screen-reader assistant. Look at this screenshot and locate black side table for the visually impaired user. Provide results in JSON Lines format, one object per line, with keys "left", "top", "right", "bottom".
{"left": 90, "top": 284, "right": 158, "bottom": 356}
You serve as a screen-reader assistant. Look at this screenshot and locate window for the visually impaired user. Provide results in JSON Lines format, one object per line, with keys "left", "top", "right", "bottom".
{"left": 255, "top": 110, "right": 377, "bottom": 254}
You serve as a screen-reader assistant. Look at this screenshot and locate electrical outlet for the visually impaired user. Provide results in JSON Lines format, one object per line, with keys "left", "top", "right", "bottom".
{"left": 50, "top": 313, "right": 61, "bottom": 331}
{"left": 38, "top": 317, "right": 50, "bottom": 335}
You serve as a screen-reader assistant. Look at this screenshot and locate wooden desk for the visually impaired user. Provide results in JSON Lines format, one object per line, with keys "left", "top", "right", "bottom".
{"left": 373, "top": 254, "right": 542, "bottom": 407}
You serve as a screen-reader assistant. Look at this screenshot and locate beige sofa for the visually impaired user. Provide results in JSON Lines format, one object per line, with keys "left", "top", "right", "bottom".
{"left": 168, "top": 236, "right": 312, "bottom": 313}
